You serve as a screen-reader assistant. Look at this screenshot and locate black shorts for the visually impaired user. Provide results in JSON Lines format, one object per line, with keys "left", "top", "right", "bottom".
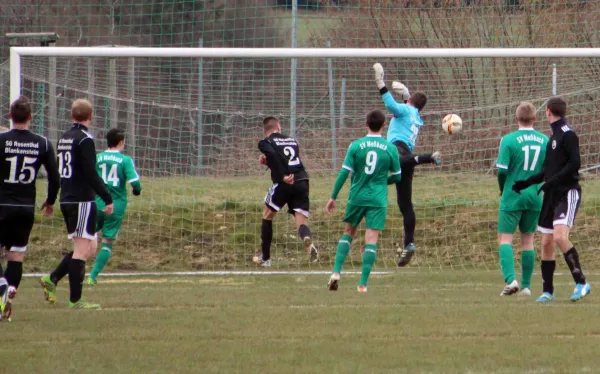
{"left": 538, "top": 187, "right": 581, "bottom": 234}
{"left": 0, "top": 205, "right": 35, "bottom": 252}
{"left": 264, "top": 180, "right": 310, "bottom": 217}
{"left": 60, "top": 202, "right": 98, "bottom": 240}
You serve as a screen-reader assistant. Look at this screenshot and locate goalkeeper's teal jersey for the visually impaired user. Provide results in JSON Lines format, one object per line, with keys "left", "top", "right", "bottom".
{"left": 496, "top": 129, "right": 548, "bottom": 211}
{"left": 342, "top": 135, "right": 401, "bottom": 208}
{"left": 95, "top": 150, "right": 141, "bottom": 209}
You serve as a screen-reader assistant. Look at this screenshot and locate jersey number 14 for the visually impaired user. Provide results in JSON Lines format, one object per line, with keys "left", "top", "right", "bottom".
{"left": 99, "top": 163, "right": 119, "bottom": 187}
{"left": 521, "top": 145, "right": 541, "bottom": 171}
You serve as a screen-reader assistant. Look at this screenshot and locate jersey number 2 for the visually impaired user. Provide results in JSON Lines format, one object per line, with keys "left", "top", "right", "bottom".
{"left": 99, "top": 163, "right": 119, "bottom": 187}
{"left": 365, "top": 151, "right": 378, "bottom": 175}
{"left": 284, "top": 146, "right": 301, "bottom": 166}
{"left": 4, "top": 156, "right": 36, "bottom": 184}
{"left": 521, "top": 145, "right": 541, "bottom": 171}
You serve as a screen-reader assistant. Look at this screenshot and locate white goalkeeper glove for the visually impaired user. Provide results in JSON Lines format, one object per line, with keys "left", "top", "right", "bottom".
{"left": 373, "top": 63, "right": 385, "bottom": 90}
{"left": 392, "top": 81, "right": 410, "bottom": 101}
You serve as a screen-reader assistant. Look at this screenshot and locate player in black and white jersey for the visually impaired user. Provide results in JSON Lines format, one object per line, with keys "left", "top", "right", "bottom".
{"left": 0, "top": 96, "right": 60, "bottom": 321}
{"left": 254, "top": 116, "right": 318, "bottom": 266}
{"left": 40, "top": 99, "right": 114, "bottom": 310}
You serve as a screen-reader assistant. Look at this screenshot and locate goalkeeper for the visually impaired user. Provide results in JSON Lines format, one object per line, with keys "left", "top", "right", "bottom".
{"left": 372, "top": 63, "right": 440, "bottom": 267}
{"left": 87, "top": 129, "right": 142, "bottom": 285}
{"left": 496, "top": 102, "right": 548, "bottom": 296}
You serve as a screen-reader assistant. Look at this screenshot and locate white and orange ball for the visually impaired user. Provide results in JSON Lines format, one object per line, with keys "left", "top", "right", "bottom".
{"left": 441, "top": 114, "right": 462, "bottom": 135}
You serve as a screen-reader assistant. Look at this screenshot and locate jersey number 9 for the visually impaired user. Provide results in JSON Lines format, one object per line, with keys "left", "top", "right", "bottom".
{"left": 365, "top": 151, "right": 378, "bottom": 175}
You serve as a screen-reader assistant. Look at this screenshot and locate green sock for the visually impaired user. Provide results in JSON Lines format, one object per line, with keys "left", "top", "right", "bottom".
{"left": 359, "top": 244, "right": 377, "bottom": 287}
{"left": 332, "top": 234, "right": 352, "bottom": 274}
{"left": 521, "top": 250, "right": 535, "bottom": 289}
{"left": 90, "top": 243, "right": 113, "bottom": 280}
{"left": 499, "top": 243, "right": 516, "bottom": 284}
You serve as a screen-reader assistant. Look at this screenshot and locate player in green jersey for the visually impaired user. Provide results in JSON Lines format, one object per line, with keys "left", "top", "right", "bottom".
{"left": 326, "top": 110, "right": 402, "bottom": 292}
{"left": 87, "top": 129, "right": 142, "bottom": 285}
{"left": 496, "top": 102, "right": 548, "bottom": 296}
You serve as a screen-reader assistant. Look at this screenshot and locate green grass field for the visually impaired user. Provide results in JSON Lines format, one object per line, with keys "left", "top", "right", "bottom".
{"left": 4, "top": 272, "right": 600, "bottom": 373}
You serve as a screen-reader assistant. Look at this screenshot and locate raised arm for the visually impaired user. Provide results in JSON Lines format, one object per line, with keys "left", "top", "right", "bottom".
{"left": 373, "top": 63, "right": 410, "bottom": 118}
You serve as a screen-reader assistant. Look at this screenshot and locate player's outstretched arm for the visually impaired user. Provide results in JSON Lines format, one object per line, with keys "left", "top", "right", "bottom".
{"left": 258, "top": 139, "right": 290, "bottom": 182}
{"left": 373, "top": 63, "right": 410, "bottom": 119}
{"left": 80, "top": 137, "right": 113, "bottom": 206}
{"left": 513, "top": 171, "right": 545, "bottom": 194}
{"left": 43, "top": 140, "right": 60, "bottom": 206}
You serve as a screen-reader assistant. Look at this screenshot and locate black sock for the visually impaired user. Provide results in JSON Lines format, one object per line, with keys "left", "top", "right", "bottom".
{"left": 298, "top": 224, "right": 312, "bottom": 241}
{"left": 50, "top": 251, "right": 73, "bottom": 285}
{"left": 541, "top": 260, "right": 556, "bottom": 294}
{"left": 564, "top": 247, "right": 586, "bottom": 284}
{"left": 68, "top": 259, "right": 86, "bottom": 303}
{"left": 5, "top": 261, "right": 23, "bottom": 289}
{"left": 261, "top": 219, "right": 273, "bottom": 261}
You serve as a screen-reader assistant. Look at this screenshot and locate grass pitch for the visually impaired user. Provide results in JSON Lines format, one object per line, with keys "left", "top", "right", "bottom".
{"left": 4, "top": 272, "right": 600, "bottom": 373}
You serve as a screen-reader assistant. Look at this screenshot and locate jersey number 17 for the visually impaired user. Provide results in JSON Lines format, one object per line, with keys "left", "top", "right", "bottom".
{"left": 522, "top": 145, "right": 541, "bottom": 171}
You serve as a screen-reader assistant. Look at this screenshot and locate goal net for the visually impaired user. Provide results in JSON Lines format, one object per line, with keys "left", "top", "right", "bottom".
{"left": 4, "top": 47, "right": 600, "bottom": 272}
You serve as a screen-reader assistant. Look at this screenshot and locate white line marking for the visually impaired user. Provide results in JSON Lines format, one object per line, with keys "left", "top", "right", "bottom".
{"left": 22, "top": 271, "right": 395, "bottom": 278}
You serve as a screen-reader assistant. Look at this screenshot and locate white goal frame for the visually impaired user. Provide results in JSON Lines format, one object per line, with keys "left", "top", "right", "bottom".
{"left": 9, "top": 46, "right": 600, "bottom": 104}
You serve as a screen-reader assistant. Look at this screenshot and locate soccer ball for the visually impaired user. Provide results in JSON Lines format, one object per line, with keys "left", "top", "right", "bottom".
{"left": 442, "top": 114, "right": 462, "bottom": 135}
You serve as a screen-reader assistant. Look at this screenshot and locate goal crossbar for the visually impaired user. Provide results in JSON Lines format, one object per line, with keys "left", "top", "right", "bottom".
{"left": 10, "top": 46, "right": 600, "bottom": 104}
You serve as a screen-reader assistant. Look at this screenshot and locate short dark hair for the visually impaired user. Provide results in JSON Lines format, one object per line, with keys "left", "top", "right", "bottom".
{"left": 366, "top": 110, "right": 386, "bottom": 132}
{"left": 546, "top": 96, "right": 567, "bottom": 118}
{"left": 106, "top": 128, "right": 125, "bottom": 148}
{"left": 263, "top": 116, "right": 280, "bottom": 131}
{"left": 10, "top": 96, "right": 32, "bottom": 123}
{"left": 410, "top": 92, "right": 427, "bottom": 111}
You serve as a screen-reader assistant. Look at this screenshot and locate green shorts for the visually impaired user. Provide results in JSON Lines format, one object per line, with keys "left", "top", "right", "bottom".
{"left": 97, "top": 209, "right": 125, "bottom": 240}
{"left": 343, "top": 204, "right": 387, "bottom": 231}
{"left": 497, "top": 210, "right": 540, "bottom": 234}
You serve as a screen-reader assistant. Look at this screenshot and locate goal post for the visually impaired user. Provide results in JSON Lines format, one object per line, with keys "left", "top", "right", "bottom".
{"left": 12, "top": 46, "right": 600, "bottom": 104}
{"left": 8, "top": 46, "right": 600, "bottom": 272}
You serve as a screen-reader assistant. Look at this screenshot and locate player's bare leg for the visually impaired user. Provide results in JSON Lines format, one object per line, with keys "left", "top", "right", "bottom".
{"left": 253, "top": 207, "right": 276, "bottom": 267}
{"left": 498, "top": 233, "right": 519, "bottom": 296}
{"left": 2, "top": 251, "right": 25, "bottom": 321}
{"left": 537, "top": 233, "right": 556, "bottom": 303}
{"left": 328, "top": 224, "right": 357, "bottom": 291}
{"left": 294, "top": 212, "right": 318, "bottom": 263}
{"left": 554, "top": 225, "right": 590, "bottom": 301}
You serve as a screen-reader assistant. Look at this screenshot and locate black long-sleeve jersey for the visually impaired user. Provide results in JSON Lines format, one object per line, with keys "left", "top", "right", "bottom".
{"left": 258, "top": 132, "right": 309, "bottom": 184}
{"left": 0, "top": 129, "right": 60, "bottom": 206}
{"left": 57, "top": 123, "right": 112, "bottom": 204}
{"left": 526, "top": 118, "right": 580, "bottom": 196}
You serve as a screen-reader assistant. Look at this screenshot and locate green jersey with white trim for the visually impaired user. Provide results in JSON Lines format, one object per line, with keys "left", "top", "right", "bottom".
{"left": 342, "top": 135, "right": 401, "bottom": 208}
{"left": 95, "top": 150, "right": 141, "bottom": 209}
{"left": 496, "top": 129, "right": 548, "bottom": 211}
